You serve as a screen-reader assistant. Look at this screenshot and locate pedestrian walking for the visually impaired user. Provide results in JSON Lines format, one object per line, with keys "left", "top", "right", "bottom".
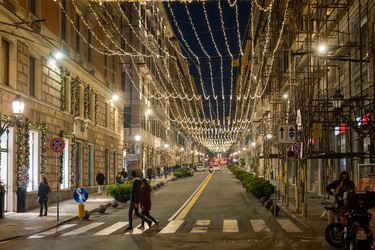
{"left": 146, "top": 167, "right": 153, "bottom": 181}
{"left": 156, "top": 166, "right": 161, "bottom": 178}
{"left": 37, "top": 176, "right": 51, "bottom": 217}
{"left": 138, "top": 179, "right": 159, "bottom": 230}
{"left": 120, "top": 168, "right": 128, "bottom": 182}
{"left": 125, "top": 171, "right": 151, "bottom": 232}
{"left": 164, "top": 165, "right": 168, "bottom": 180}
{"left": 96, "top": 170, "right": 105, "bottom": 194}
{"left": 116, "top": 172, "right": 123, "bottom": 184}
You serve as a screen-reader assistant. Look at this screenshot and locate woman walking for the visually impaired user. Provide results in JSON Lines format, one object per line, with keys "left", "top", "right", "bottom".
{"left": 138, "top": 179, "right": 159, "bottom": 230}
{"left": 37, "top": 176, "right": 51, "bottom": 217}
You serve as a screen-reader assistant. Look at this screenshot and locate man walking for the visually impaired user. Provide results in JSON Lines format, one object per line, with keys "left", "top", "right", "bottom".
{"left": 125, "top": 171, "right": 151, "bottom": 232}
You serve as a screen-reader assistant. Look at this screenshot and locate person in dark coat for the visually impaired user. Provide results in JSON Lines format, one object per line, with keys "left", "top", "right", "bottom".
{"left": 116, "top": 172, "right": 123, "bottom": 184}
{"left": 125, "top": 171, "right": 151, "bottom": 232}
{"left": 326, "top": 171, "right": 355, "bottom": 205}
{"left": 96, "top": 170, "right": 105, "bottom": 194}
{"left": 37, "top": 176, "right": 50, "bottom": 217}
{"left": 138, "top": 179, "right": 159, "bottom": 230}
{"left": 146, "top": 168, "right": 153, "bottom": 181}
{"left": 120, "top": 168, "right": 128, "bottom": 182}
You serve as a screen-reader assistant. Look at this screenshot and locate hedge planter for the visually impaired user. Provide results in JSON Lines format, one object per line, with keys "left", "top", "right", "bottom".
{"left": 107, "top": 183, "right": 132, "bottom": 203}
{"left": 115, "top": 196, "right": 130, "bottom": 203}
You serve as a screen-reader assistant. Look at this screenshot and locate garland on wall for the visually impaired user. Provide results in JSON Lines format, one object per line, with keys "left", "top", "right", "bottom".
{"left": 25, "top": 120, "right": 47, "bottom": 175}
{"left": 59, "top": 130, "right": 77, "bottom": 185}
{"left": 16, "top": 118, "right": 25, "bottom": 189}
{"left": 59, "top": 67, "right": 98, "bottom": 124}
{"left": 59, "top": 67, "right": 70, "bottom": 111}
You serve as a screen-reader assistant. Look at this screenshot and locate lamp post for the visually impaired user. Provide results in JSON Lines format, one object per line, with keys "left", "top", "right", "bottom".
{"left": 135, "top": 135, "right": 141, "bottom": 175}
{"left": 180, "top": 147, "right": 184, "bottom": 166}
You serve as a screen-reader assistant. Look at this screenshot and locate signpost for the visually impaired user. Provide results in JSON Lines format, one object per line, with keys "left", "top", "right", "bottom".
{"left": 49, "top": 137, "right": 65, "bottom": 220}
{"left": 74, "top": 188, "right": 89, "bottom": 218}
{"left": 292, "top": 140, "right": 303, "bottom": 155}
{"left": 278, "top": 125, "right": 296, "bottom": 143}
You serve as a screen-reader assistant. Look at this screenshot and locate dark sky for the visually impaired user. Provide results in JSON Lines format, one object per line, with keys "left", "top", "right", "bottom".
{"left": 165, "top": 0, "right": 252, "bottom": 120}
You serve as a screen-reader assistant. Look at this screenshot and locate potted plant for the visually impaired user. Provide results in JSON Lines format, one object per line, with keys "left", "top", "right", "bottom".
{"left": 106, "top": 182, "right": 132, "bottom": 203}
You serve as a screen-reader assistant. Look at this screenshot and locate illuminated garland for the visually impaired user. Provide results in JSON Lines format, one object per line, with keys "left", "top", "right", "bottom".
{"left": 59, "top": 130, "right": 77, "bottom": 184}
{"left": 25, "top": 121, "right": 48, "bottom": 175}
{"left": 16, "top": 118, "right": 25, "bottom": 189}
{"left": 65, "top": 71, "right": 98, "bottom": 121}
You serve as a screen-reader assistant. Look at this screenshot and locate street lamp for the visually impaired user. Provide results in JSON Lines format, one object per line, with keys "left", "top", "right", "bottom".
{"left": 0, "top": 95, "right": 25, "bottom": 137}
{"left": 331, "top": 89, "right": 369, "bottom": 135}
{"left": 332, "top": 89, "right": 344, "bottom": 109}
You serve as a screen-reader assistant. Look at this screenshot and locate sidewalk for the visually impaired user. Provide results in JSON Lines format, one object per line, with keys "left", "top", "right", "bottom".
{"left": 277, "top": 185, "right": 333, "bottom": 235}
{"left": 0, "top": 175, "right": 175, "bottom": 242}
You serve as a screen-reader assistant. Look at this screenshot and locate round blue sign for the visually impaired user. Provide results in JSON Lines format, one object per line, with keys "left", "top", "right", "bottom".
{"left": 289, "top": 131, "right": 295, "bottom": 138}
{"left": 73, "top": 188, "right": 89, "bottom": 203}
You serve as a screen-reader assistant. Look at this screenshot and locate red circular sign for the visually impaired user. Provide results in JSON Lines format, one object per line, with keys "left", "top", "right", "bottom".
{"left": 50, "top": 138, "right": 65, "bottom": 152}
{"left": 292, "top": 140, "right": 302, "bottom": 154}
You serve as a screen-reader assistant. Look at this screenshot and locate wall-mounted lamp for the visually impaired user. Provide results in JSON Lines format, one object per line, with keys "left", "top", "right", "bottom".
{"left": 0, "top": 95, "right": 25, "bottom": 137}
{"left": 135, "top": 135, "right": 141, "bottom": 142}
{"left": 50, "top": 51, "right": 64, "bottom": 61}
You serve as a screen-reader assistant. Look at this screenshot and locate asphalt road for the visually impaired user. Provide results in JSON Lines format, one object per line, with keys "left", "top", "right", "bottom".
{"left": 1, "top": 167, "right": 334, "bottom": 249}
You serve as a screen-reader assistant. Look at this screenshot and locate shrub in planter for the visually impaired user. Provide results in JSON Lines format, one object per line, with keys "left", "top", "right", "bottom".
{"left": 106, "top": 182, "right": 132, "bottom": 202}
{"left": 174, "top": 172, "right": 183, "bottom": 178}
{"left": 174, "top": 168, "right": 188, "bottom": 177}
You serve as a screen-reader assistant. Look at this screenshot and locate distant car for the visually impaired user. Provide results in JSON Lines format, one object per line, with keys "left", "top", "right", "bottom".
{"left": 196, "top": 163, "right": 205, "bottom": 172}
{"left": 212, "top": 164, "right": 221, "bottom": 172}
{"left": 183, "top": 166, "right": 194, "bottom": 176}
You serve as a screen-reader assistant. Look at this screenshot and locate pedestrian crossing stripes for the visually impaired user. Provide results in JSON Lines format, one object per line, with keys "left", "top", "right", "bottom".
{"left": 94, "top": 222, "right": 128, "bottom": 236}
{"left": 61, "top": 222, "right": 104, "bottom": 236}
{"left": 27, "top": 218, "right": 303, "bottom": 239}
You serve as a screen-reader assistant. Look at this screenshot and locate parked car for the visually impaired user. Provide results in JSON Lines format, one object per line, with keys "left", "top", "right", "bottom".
{"left": 212, "top": 164, "right": 221, "bottom": 172}
{"left": 196, "top": 163, "right": 205, "bottom": 172}
{"left": 183, "top": 166, "right": 194, "bottom": 176}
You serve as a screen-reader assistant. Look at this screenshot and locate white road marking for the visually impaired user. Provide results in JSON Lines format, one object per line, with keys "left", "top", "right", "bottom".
{"left": 223, "top": 220, "right": 238, "bottom": 233}
{"left": 94, "top": 222, "right": 128, "bottom": 235}
{"left": 27, "top": 224, "right": 77, "bottom": 239}
{"left": 190, "top": 220, "right": 210, "bottom": 233}
{"left": 251, "top": 219, "right": 271, "bottom": 232}
{"left": 277, "top": 219, "right": 302, "bottom": 232}
{"left": 61, "top": 222, "right": 104, "bottom": 236}
{"left": 124, "top": 223, "right": 145, "bottom": 235}
{"left": 159, "top": 220, "right": 184, "bottom": 234}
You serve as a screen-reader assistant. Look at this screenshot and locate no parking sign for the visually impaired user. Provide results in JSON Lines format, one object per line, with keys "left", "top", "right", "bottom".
{"left": 50, "top": 138, "right": 65, "bottom": 152}
{"left": 292, "top": 140, "right": 303, "bottom": 155}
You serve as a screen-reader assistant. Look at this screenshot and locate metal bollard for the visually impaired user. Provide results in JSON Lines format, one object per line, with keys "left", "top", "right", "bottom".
{"left": 78, "top": 203, "right": 85, "bottom": 217}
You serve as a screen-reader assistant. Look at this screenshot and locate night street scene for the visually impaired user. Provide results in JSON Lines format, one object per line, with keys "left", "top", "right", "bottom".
{"left": 1, "top": 0, "right": 375, "bottom": 249}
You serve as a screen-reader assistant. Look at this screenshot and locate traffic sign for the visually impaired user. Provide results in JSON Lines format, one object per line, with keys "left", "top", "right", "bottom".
{"left": 50, "top": 137, "right": 65, "bottom": 152}
{"left": 292, "top": 140, "right": 303, "bottom": 155}
{"left": 312, "top": 123, "right": 323, "bottom": 138}
{"left": 278, "top": 125, "right": 296, "bottom": 143}
{"left": 73, "top": 188, "right": 89, "bottom": 203}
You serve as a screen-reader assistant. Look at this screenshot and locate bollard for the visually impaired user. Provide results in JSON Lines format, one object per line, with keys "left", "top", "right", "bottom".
{"left": 78, "top": 203, "right": 85, "bottom": 217}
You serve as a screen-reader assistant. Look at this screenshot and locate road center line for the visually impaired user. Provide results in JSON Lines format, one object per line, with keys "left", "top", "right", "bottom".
{"left": 173, "top": 172, "right": 214, "bottom": 221}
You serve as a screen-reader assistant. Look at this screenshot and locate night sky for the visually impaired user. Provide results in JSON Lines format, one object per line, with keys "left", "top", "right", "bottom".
{"left": 165, "top": 0, "right": 252, "bottom": 120}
